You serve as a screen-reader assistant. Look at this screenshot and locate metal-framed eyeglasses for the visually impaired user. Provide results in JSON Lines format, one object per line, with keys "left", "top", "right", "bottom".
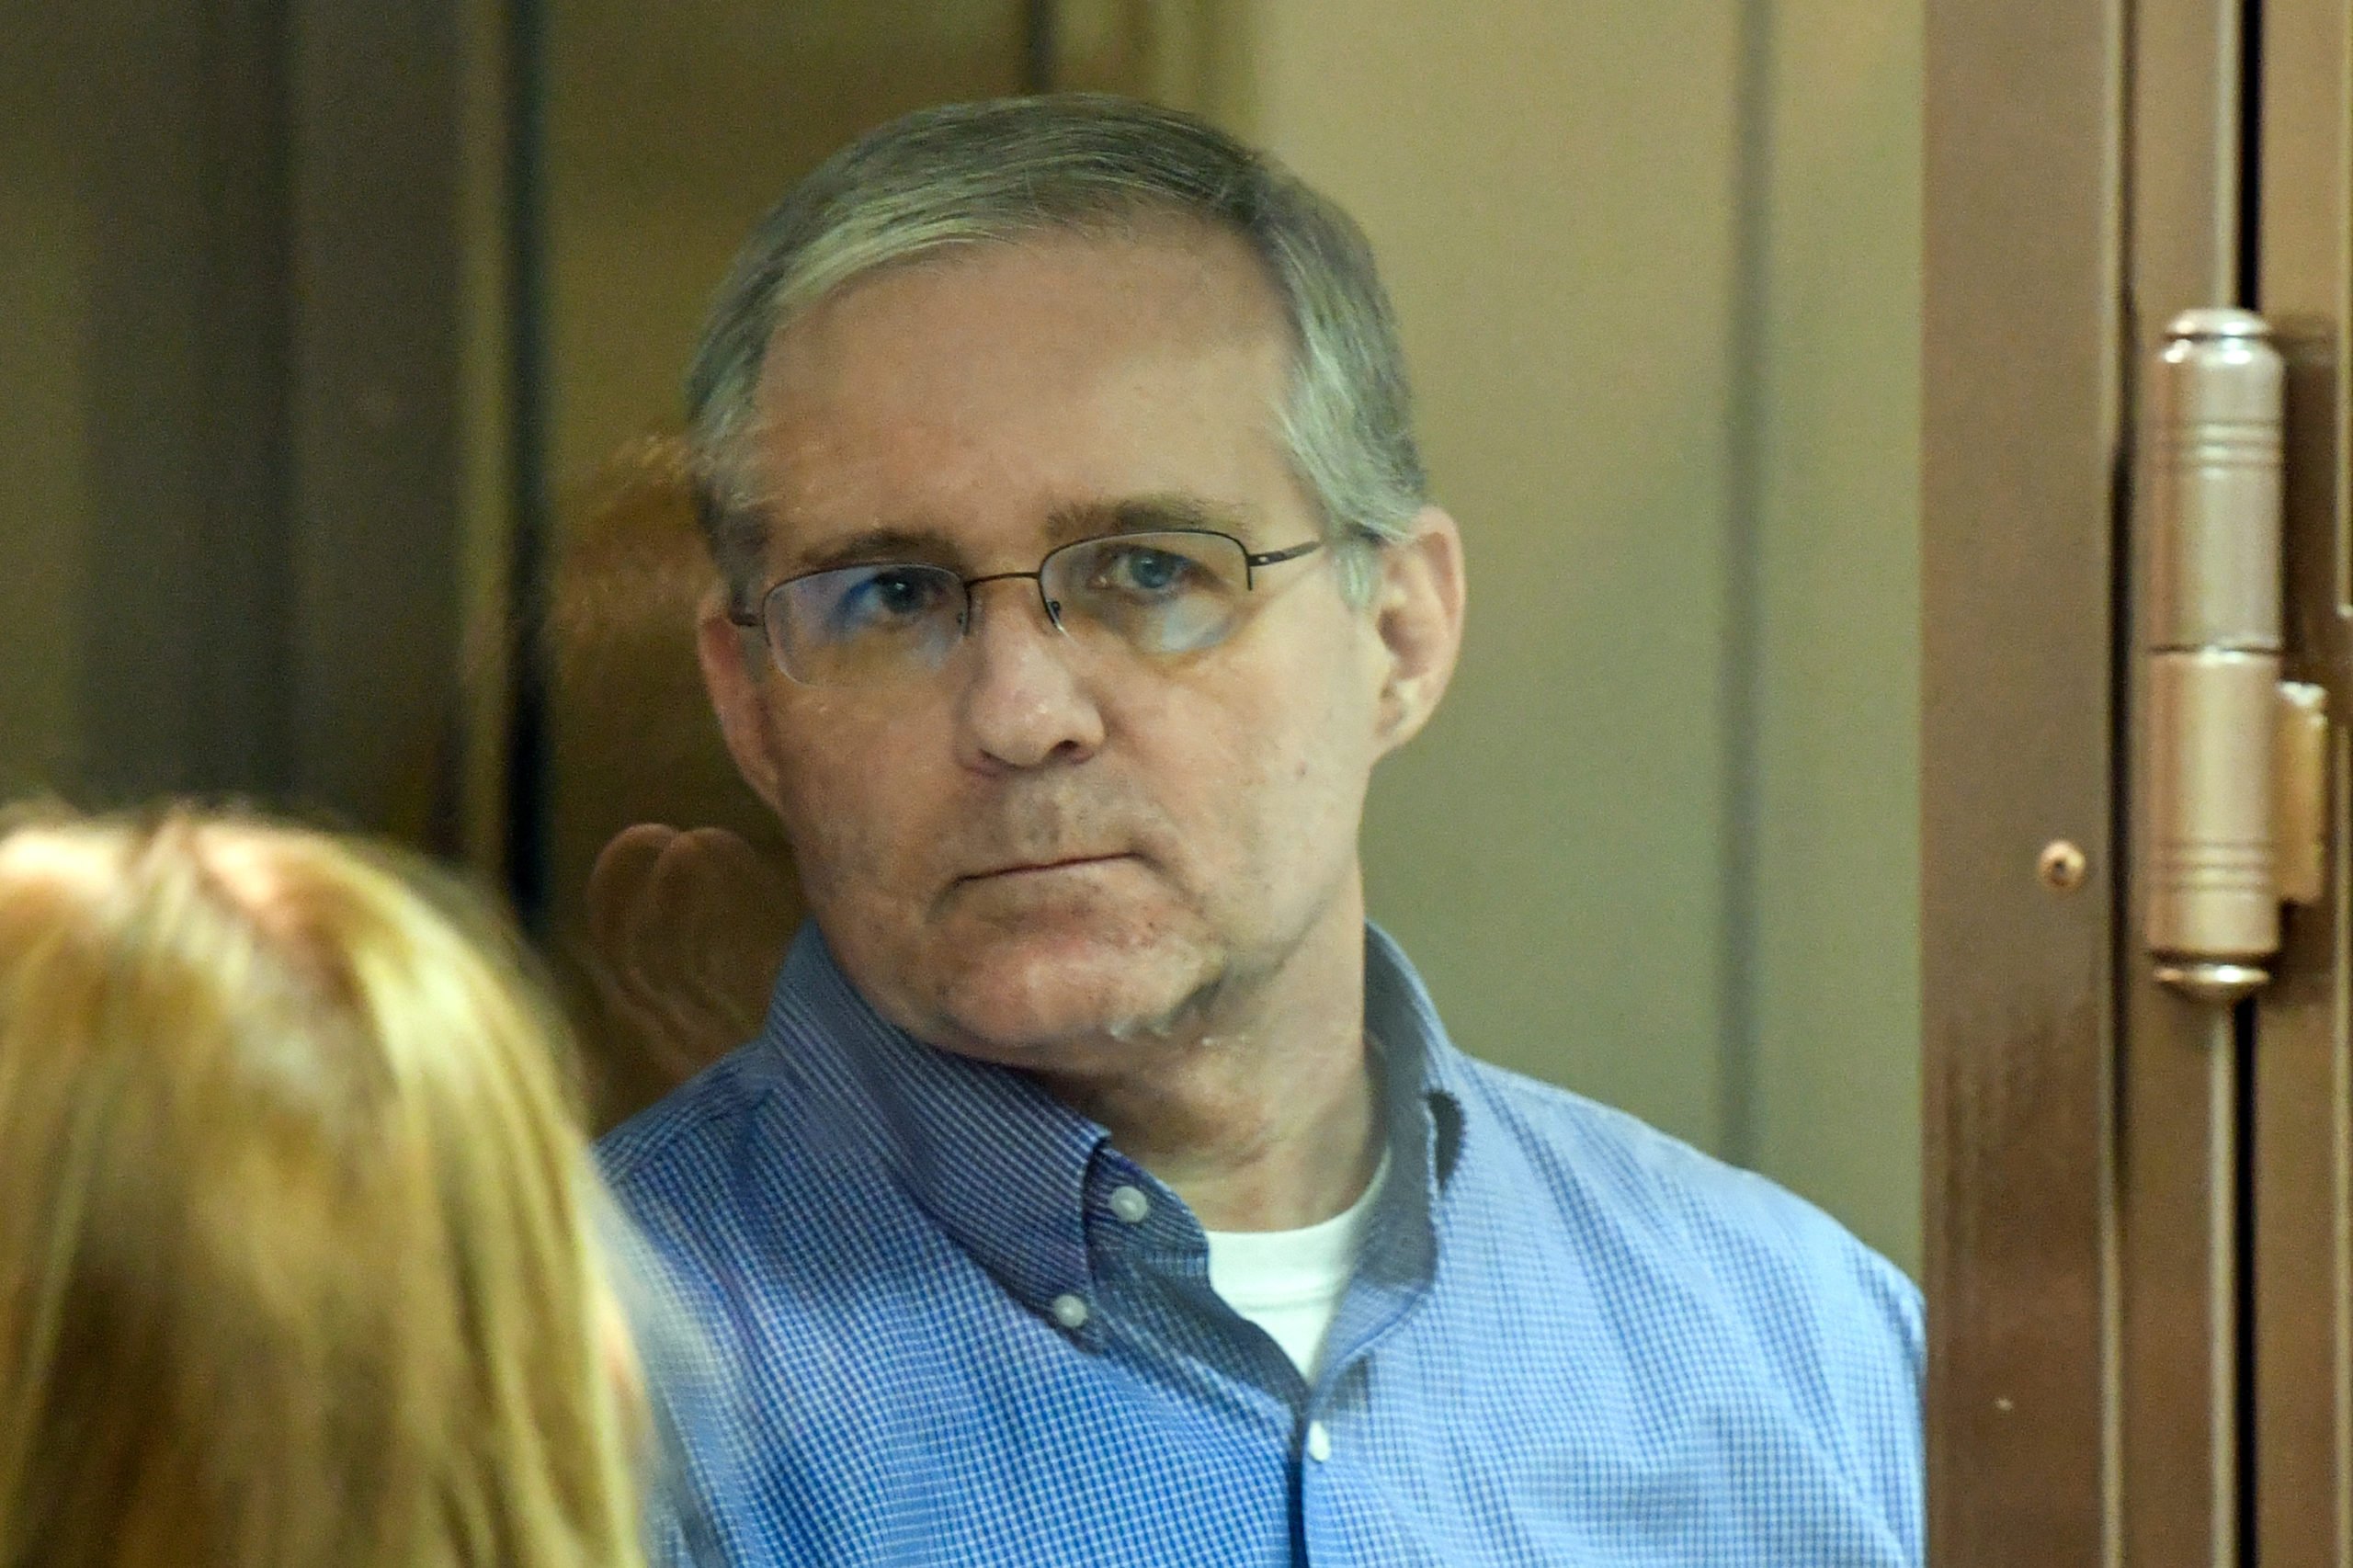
{"left": 728, "top": 528, "right": 1326, "bottom": 688}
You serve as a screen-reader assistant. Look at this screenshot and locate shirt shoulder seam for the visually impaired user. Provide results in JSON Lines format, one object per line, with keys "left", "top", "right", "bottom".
{"left": 597, "top": 1054, "right": 772, "bottom": 1184}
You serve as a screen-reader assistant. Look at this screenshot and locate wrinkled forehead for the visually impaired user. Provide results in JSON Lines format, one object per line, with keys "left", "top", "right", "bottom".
{"left": 760, "top": 222, "right": 1290, "bottom": 416}
{"left": 742, "top": 224, "right": 1303, "bottom": 563}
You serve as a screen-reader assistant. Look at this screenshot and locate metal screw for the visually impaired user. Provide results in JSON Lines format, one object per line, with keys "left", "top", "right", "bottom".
{"left": 2038, "top": 840, "right": 2088, "bottom": 892}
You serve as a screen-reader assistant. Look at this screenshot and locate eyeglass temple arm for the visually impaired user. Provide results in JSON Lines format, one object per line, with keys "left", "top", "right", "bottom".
{"left": 1245, "top": 539, "right": 1324, "bottom": 568}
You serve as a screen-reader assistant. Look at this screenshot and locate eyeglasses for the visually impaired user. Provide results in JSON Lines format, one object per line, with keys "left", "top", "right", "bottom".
{"left": 729, "top": 528, "right": 1326, "bottom": 688}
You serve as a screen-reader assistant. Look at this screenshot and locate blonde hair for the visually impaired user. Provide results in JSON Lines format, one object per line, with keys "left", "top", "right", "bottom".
{"left": 0, "top": 806, "right": 646, "bottom": 1568}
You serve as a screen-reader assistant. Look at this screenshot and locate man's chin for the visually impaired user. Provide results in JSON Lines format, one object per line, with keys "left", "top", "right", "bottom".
{"left": 922, "top": 927, "right": 1217, "bottom": 1060}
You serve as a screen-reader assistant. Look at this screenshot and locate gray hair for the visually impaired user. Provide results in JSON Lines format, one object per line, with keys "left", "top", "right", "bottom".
{"left": 684, "top": 93, "right": 1427, "bottom": 607}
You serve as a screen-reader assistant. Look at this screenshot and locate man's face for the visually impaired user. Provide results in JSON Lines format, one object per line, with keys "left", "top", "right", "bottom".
{"left": 701, "top": 223, "right": 1455, "bottom": 1065}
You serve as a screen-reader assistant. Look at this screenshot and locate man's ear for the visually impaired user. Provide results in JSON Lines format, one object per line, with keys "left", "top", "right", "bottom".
{"left": 696, "top": 586, "right": 790, "bottom": 815}
{"left": 1370, "top": 506, "right": 1465, "bottom": 756}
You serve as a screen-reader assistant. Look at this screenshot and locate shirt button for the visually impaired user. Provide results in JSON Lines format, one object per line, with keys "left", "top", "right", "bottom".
{"left": 1051, "top": 1293, "right": 1090, "bottom": 1330}
{"left": 1305, "top": 1420, "right": 1333, "bottom": 1462}
{"left": 1108, "top": 1185, "right": 1151, "bottom": 1224}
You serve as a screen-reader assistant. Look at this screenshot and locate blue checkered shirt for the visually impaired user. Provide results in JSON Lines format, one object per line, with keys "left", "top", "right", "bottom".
{"left": 601, "top": 924, "right": 1922, "bottom": 1566}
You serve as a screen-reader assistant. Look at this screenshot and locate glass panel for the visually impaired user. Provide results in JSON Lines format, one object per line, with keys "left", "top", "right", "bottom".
{"left": 3, "top": 5, "right": 1925, "bottom": 1269}
{"left": 0, "top": 1, "right": 1931, "bottom": 1555}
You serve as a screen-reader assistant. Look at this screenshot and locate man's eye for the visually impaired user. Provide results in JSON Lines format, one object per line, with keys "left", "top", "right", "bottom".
{"left": 1092, "top": 547, "right": 1199, "bottom": 597}
{"left": 831, "top": 568, "right": 949, "bottom": 631}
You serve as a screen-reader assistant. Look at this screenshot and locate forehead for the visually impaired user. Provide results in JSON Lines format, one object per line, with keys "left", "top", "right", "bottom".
{"left": 748, "top": 224, "right": 1302, "bottom": 562}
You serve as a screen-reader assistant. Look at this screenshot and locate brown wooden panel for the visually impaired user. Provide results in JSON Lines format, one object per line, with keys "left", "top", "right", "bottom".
{"left": 71, "top": 0, "right": 297, "bottom": 807}
{"left": 2115, "top": 1008, "right": 2241, "bottom": 1565}
{"left": 1922, "top": 0, "right": 2124, "bottom": 1560}
{"left": 2119, "top": 2, "right": 2246, "bottom": 1562}
{"left": 2253, "top": 0, "right": 2353, "bottom": 1560}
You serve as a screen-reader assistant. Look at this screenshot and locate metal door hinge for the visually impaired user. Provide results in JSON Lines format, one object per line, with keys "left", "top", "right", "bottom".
{"left": 2142, "top": 308, "right": 2328, "bottom": 1006}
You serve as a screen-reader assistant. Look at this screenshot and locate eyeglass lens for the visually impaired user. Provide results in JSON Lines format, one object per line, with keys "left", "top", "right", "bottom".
{"left": 762, "top": 529, "right": 1258, "bottom": 687}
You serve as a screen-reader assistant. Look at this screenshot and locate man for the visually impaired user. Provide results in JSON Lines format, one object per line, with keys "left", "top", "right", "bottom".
{"left": 603, "top": 94, "right": 1921, "bottom": 1566}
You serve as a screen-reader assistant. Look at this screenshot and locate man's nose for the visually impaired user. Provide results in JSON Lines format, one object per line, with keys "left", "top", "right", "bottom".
{"left": 951, "top": 579, "right": 1106, "bottom": 772}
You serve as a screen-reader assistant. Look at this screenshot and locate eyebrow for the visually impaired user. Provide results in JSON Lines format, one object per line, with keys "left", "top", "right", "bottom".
{"left": 787, "top": 494, "right": 1265, "bottom": 577}
{"left": 788, "top": 525, "right": 967, "bottom": 576}
{"left": 1042, "top": 494, "right": 1260, "bottom": 546}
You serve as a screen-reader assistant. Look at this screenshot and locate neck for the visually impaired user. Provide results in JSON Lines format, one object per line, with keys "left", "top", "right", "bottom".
{"left": 1031, "top": 896, "right": 1381, "bottom": 1233}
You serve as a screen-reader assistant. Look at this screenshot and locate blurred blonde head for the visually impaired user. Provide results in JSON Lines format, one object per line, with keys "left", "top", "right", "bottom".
{"left": 0, "top": 806, "right": 645, "bottom": 1568}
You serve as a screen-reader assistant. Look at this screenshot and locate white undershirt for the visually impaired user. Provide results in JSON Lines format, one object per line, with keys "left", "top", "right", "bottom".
{"left": 1202, "top": 1152, "right": 1392, "bottom": 1381}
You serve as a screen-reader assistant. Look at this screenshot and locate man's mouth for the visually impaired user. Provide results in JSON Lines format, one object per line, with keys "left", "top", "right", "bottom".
{"left": 960, "top": 853, "right": 1133, "bottom": 883}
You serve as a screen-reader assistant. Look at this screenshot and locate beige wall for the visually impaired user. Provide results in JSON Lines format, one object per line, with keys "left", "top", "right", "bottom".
{"left": 1747, "top": 0, "right": 1921, "bottom": 1275}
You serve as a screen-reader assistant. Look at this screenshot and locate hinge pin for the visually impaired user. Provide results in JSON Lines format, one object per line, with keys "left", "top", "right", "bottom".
{"left": 2140, "top": 309, "right": 2325, "bottom": 1006}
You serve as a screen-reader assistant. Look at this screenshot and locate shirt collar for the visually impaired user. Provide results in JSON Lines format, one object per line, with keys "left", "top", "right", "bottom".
{"left": 1363, "top": 920, "right": 1471, "bottom": 1193}
{"left": 757, "top": 926, "right": 1105, "bottom": 1317}
{"left": 759, "top": 920, "right": 1471, "bottom": 1320}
